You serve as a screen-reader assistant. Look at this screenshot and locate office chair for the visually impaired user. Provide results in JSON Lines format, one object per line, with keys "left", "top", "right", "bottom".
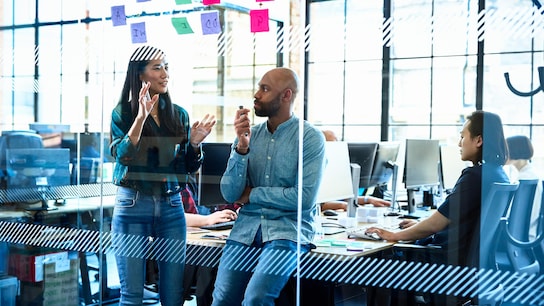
{"left": 495, "top": 179, "right": 540, "bottom": 274}
{"left": 0, "top": 131, "right": 44, "bottom": 189}
{"left": 510, "top": 180, "right": 544, "bottom": 275}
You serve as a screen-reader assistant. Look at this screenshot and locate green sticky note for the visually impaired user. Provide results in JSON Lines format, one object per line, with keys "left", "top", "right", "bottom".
{"left": 175, "top": 0, "right": 193, "bottom": 4}
{"left": 314, "top": 240, "right": 332, "bottom": 247}
{"left": 171, "top": 17, "right": 194, "bottom": 35}
{"left": 331, "top": 240, "right": 349, "bottom": 247}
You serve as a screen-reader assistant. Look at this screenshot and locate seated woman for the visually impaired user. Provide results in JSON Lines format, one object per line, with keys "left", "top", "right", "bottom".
{"left": 366, "top": 110, "right": 510, "bottom": 268}
{"left": 366, "top": 111, "right": 510, "bottom": 306}
{"left": 505, "top": 135, "right": 541, "bottom": 240}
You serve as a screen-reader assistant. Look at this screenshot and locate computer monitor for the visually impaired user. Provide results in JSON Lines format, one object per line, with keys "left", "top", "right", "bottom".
{"left": 315, "top": 141, "right": 354, "bottom": 204}
{"left": 198, "top": 142, "right": 232, "bottom": 207}
{"left": 366, "top": 142, "right": 401, "bottom": 196}
{"left": 5, "top": 148, "right": 71, "bottom": 210}
{"left": 347, "top": 142, "right": 378, "bottom": 190}
{"left": 439, "top": 144, "right": 470, "bottom": 193}
{"left": 403, "top": 139, "right": 440, "bottom": 214}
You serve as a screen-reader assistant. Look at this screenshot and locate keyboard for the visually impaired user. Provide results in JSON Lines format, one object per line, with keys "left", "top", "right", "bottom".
{"left": 200, "top": 220, "right": 235, "bottom": 231}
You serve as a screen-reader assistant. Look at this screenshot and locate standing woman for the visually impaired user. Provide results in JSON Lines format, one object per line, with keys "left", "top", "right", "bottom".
{"left": 110, "top": 45, "right": 215, "bottom": 306}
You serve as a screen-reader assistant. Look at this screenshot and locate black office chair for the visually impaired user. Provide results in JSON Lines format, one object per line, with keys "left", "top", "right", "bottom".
{"left": 470, "top": 182, "right": 518, "bottom": 304}
{"left": 504, "top": 179, "right": 544, "bottom": 275}
{"left": 495, "top": 179, "right": 540, "bottom": 274}
{"left": 535, "top": 181, "right": 544, "bottom": 275}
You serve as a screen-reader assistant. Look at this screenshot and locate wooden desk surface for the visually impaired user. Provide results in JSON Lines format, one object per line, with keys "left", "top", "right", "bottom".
{"left": 0, "top": 195, "right": 116, "bottom": 219}
{"left": 185, "top": 208, "right": 402, "bottom": 258}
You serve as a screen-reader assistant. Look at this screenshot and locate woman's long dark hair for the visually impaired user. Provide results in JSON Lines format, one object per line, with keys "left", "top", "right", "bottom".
{"left": 466, "top": 110, "right": 508, "bottom": 165}
{"left": 116, "top": 46, "right": 186, "bottom": 141}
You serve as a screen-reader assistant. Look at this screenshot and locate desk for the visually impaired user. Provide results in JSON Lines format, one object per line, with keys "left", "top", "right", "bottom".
{"left": 0, "top": 194, "right": 117, "bottom": 305}
{"left": 184, "top": 210, "right": 402, "bottom": 305}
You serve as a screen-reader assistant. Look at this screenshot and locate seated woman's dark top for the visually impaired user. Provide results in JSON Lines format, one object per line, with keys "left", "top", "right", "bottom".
{"left": 421, "top": 163, "right": 509, "bottom": 267}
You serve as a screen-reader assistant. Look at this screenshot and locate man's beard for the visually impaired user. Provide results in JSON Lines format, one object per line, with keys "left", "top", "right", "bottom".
{"left": 254, "top": 94, "right": 281, "bottom": 117}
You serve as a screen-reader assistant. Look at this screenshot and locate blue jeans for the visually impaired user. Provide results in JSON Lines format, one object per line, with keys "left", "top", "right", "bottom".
{"left": 211, "top": 228, "right": 311, "bottom": 306}
{"left": 112, "top": 187, "right": 186, "bottom": 306}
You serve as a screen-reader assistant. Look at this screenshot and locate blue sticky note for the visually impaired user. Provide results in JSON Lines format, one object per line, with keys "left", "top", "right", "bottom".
{"left": 201, "top": 11, "right": 221, "bottom": 35}
{"left": 131, "top": 22, "right": 147, "bottom": 44}
{"left": 111, "top": 6, "right": 127, "bottom": 26}
{"left": 137, "top": 0, "right": 151, "bottom": 2}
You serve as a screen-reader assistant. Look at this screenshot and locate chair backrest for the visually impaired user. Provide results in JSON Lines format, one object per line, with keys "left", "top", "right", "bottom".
{"left": 538, "top": 181, "right": 544, "bottom": 274}
{"left": 504, "top": 179, "right": 540, "bottom": 273}
{"left": 0, "top": 131, "right": 44, "bottom": 187}
{"left": 1, "top": 131, "right": 43, "bottom": 149}
{"left": 477, "top": 182, "right": 518, "bottom": 270}
{"left": 508, "top": 179, "right": 539, "bottom": 240}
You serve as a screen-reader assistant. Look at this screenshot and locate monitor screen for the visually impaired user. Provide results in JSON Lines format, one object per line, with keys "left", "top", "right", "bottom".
{"left": 5, "top": 148, "right": 71, "bottom": 202}
{"left": 367, "top": 142, "right": 400, "bottom": 187}
{"left": 198, "top": 142, "right": 232, "bottom": 206}
{"left": 403, "top": 139, "right": 440, "bottom": 189}
{"left": 315, "top": 141, "right": 354, "bottom": 204}
{"left": 439, "top": 144, "right": 469, "bottom": 192}
{"left": 347, "top": 142, "right": 378, "bottom": 189}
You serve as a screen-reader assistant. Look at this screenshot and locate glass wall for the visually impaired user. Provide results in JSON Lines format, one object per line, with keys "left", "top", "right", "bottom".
{"left": 0, "top": 0, "right": 543, "bottom": 305}
{"left": 308, "top": 0, "right": 544, "bottom": 176}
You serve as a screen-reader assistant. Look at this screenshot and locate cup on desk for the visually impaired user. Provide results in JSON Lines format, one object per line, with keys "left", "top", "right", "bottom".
{"left": 356, "top": 205, "right": 380, "bottom": 223}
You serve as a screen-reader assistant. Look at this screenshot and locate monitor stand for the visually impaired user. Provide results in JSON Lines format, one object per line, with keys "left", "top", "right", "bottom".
{"left": 25, "top": 186, "right": 58, "bottom": 211}
{"left": 348, "top": 163, "right": 361, "bottom": 218}
{"left": 385, "top": 161, "right": 402, "bottom": 217}
{"left": 26, "top": 201, "right": 58, "bottom": 211}
{"left": 403, "top": 188, "right": 421, "bottom": 219}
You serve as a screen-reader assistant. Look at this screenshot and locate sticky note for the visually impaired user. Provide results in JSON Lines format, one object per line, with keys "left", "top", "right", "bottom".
{"left": 201, "top": 11, "right": 221, "bottom": 35}
{"left": 175, "top": 0, "right": 192, "bottom": 4}
{"left": 250, "top": 9, "right": 269, "bottom": 33}
{"left": 171, "top": 17, "right": 194, "bottom": 35}
{"left": 331, "top": 240, "right": 349, "bottom": 247}
{"left": 137, "top": 0, "right": 151, "bottom": 2}
{"left": 203, "top": 0, "right": 220, "bottom": 5}
{"left": 111, "top": 6, "right": 127, "bottom": 26}
{"left": 131, "top": 22, "right": 147, "bottom": 44}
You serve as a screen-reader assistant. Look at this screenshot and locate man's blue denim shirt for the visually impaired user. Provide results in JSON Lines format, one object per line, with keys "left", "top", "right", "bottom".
{"left": 220, "top": 115, "right": 326, "bottom": 245}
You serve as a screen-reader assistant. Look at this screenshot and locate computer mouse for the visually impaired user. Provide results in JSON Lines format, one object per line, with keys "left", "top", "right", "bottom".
{"left": 322, "top": 209, "right": 339, "bottom": 217}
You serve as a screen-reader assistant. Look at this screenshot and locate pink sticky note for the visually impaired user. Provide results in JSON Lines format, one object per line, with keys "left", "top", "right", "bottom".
{"left": 203, "top": 0, "right": 220, "bottom": 5}
{"left": 250, "top": 9, "right": 269, "bottom": 33}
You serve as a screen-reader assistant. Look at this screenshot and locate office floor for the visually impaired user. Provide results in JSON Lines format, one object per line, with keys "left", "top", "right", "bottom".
{"left": 84, "top": 253, "right": 197, "bottom": 306}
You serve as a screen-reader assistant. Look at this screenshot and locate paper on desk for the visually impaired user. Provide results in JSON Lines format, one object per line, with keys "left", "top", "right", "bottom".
{"left": 187, "top": 227, "right": 209, "bottom": 234}
{"left": 201, "top": 234, "right": 228, "bottom": 240}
